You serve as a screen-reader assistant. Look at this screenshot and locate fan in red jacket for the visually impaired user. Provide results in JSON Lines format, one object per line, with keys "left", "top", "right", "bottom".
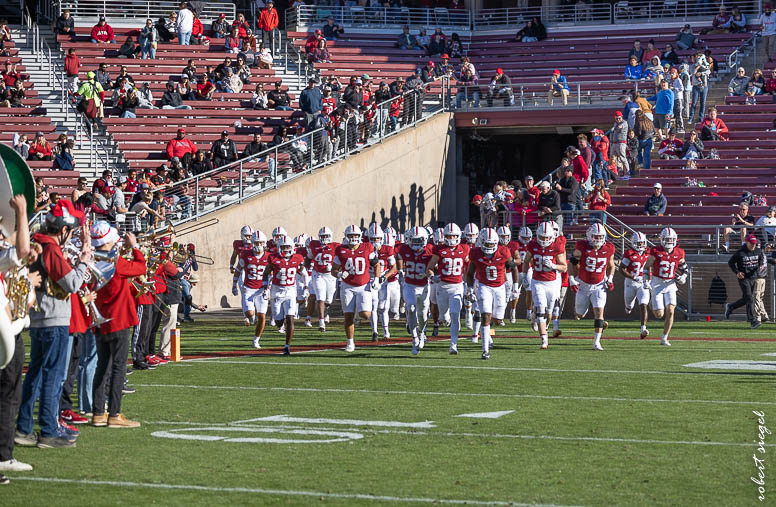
{"left": 165, "top": 128, "right": 197, "bottom": 161}
{"left": 258, "top": 2, "right": 279, "bottom": 52}
{"left": 90, "top": 16, "right": 115, "bottom": 43}
{"left": 305, "top": 29, "right": 323, "bottom": 54}
{"left": 699, "top": 108, "right": 729, "bottom": 141}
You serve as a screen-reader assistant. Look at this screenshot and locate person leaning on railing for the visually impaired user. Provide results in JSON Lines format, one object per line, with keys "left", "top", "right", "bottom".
{"left": 487, "top": 68, "right": 514, "bottom": 107}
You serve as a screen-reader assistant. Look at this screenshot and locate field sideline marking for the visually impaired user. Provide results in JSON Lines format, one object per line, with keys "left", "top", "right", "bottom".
{"left": 9, "top": 477, "right": 582, "bottom": 507}
{"left": 179, "top": 359, "right": 754, "bottom": 376}
{"left": 132, "top": 383, "right": 776, "bottom": 407}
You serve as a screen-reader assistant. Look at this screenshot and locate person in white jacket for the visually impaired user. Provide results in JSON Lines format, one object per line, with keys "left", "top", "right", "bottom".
{"left": 176, "top": 1, "right": 194, "bottom": 45}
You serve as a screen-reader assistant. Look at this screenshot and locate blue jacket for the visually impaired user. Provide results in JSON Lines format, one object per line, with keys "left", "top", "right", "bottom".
{"left": 648, "top": 89, "right": 674, "bottom": 115}
{"left": 622, "top": 101, "right": 640, "bottom": 120}
{"left": 624, "top": 64, "right": 643, "bottom": 80}
{"left": 299, "top": 86, "right": 323, "bottom": 114}
{"left": 552, "top": 75, "right": 569, "bottom": 92}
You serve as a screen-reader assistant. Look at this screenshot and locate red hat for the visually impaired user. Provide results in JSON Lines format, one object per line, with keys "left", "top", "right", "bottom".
{"left": 163, "top": 261, "right": 179, "bottom": 277}
{"left": 708, "top": 191, "right": 719, "bottom": 196}
{"left": 315, "top": 29, "right": 322, "bottom": 35}
{"left": 46, "top": 199, "right": 84, "bottom": 229}
{"left": 553, "top": 69, "right": 560, "bottom": 75}
{"left": 747, "top": 234, "right": 758, "bottom": 244}
{"left": 219, "top": 13, "right": 226, "bottom": 18}
{"left": 428, "top": 60, "right": 435, "bottom": 67}
{"left": 177, "top": 128, "right": 185, "bottom": 133}
{"left": 441, "top": 53, "right": 449, "bottom": 59}
{"left": 496, "top": 68, "right": 503, "bottom": 74}
{"left": 471, "top": 194, "right": 483, "bottom": 204}
{"left": 614, "top": 111, "right": 623, "bottom": 117}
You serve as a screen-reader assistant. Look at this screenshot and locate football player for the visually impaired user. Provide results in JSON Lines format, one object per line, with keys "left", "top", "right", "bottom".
{"left": 425, "top": 223, "right": 470, "bottom": 354}
{"left": 331, "top": 225, "right": 381, "bottom": 352}
{"left": 466, "top": 228, "right": 519, "bottom": 359}
{"left": 620, "top": 231, "right": 651, "bottom": 339}
{"left": 234, "top": 231, "right": 270, "bottom": 348}
{"left": 569, "top": 223, "right": 616, "bottom": 351}
{"left": 461, "top": 223, "right": 479, "bottom": 330}
{"left": 550, "top": 222, "right": 568, "bottom": 338}
{"left": 294, "top": 234, "right": 311, "bottom": 322}
{"left": 306, "top": 226, "right": 339, "bottom": 332}
{"left": 230, "top": 225, "right": 254, "bottom": 300}
{"left": 645, "top": 227, "right": 688, "bottom": 346}
{"left": 515, "top": 227, "right": 534, "bottom": 325}
{"left": 396, "top": 226, "right": 433, "bottom": 355}
{"left": 498, "top": 225, "right": 523, "bottom": 324}
{"left": 367, "top": 224, "right": 392, "bottom": 341}
{"left": 377, "top": 230, "right": 400, "bottom": 338}
{"left": 269, "top": 226, "right": 287, "bottom": 253}
{"left": 262, "top": 235, "right": 306, "bottom": 355}
{"left": 429, "top": 227, "right": 448, "bottom": 337}
{"left": 523, "top": 222, "right": 567, "bottom": 349}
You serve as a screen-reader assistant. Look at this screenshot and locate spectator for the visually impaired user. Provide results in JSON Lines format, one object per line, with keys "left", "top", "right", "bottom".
{"left": 628, "top": 40, "right": 644, "bottom": 63}
{"left": 456, "top": 56, "right": 479, "bottom": 108}
{"left": 608, "top": 111, "right": 630, "bottom": 176}
{"left": 586, "top": 178, "right": 611, "bottom": 222}
{"left": 211, "top": 13, "right": 229, "bottom": 39}
{"left": 73, "top": 71, "right": 105, "bottom": 126}
{"left": 624, "top": 56, "right": 643, "bottom": 80}
{"left": 322, "top": 16, "right": 344, "bottom": 40}
{"left": 177, "top": 76, "right": 196, "bottom": 100}
{"left": 251, "top": 83, "right": 268, "bottom": 109}
{"left": 421, "top": 61, "right": 436, "bottom": 83}
{"left": 536, "top": 181, "right": 562, "bottom": 230}
{"left": 689, "top": 59, "right": 709, "bottom": 122}
{"left": 165, "top": 128, "right": 197, "bottom": 168}
{"left": 95, "top": 62, "right": 111, "bottom": 89}
{"left": 8, "top": 80, "right": 24, "bottom": 108}
{"left": 214, "top": 57, "right": 233, "bottom": 81}
{"left": 756, "top": 205, "right": 776, "bottom": 244}
{"left": 139, "top": 18, "right": 158, "bottom": 59}
{"left": 256, "top": 42, "right": 273, "bottom": 69}
{"left": 708, "top": 7, "right": 732, "bottom": 34}
{"left": 343, "top": 78, "right": 364, "bottom": 109}
{"left": 632, "top": 110, "right": 654, "bottom": 170}
{"left": 746, "top": 68, "right": 765, "bottom": 101}
{"left": 161, "top": 81, "right": 192, "bottom": 109}
{"left": 125, "top": 169, "right": 139, "bottom": 192}
{"left": 554, "top": 164, "right": 579, "bottom": 225}
{"left": 243, "top": 131, "right": 268, "bottom": 158}
{"left": 523, "top": 175, "right": 541, "bottom": 202}
{"left": 396, "top": 25, "right": 421, "bottom": 50}
{"left": 668, "top": 67, "right": 685, "bottom": 132}
{"left": 723, "top": 202, "right": 756, "bottom": 252}
{"left": 117, "top": 86, "right": 139, "bottom": 118}
{"left": 644, "top": 182, "right": 667, "bottom": 216}
{"left": 300, "top": 78, "right": 323, "bottom": 130}
{"left": 28, "top": 132, "right": 53, "bottom": 161}
{"left": 590, "top": 128, "right": 610, "bottom": 182}
{"left": 64, "top": 48, "right": 80, "bottom": 94}
{"left": 2, "top": 62, "right": 21, "bottom": 87}
{"left": 268, "top": 81, "right": 292, "bottom": 110}
{"left": 661, "top": 43, "right": 679, "bottom": 66}
{"left": 658, "top": 130, "right": 683, "bottom": 159}
{"left": 759, "top": 4, "right": 776, "bottom": 63}
{"left": 428, "top": 34, "right": 446, "bottom": 57}
{"left": 157, "top": 12, "right": 177, "bottom": 43}
{"left": 191, "top": 150, "right": 213, "bottom": 175}
{"left": 643, "top": 56, "right": 664, "bottom": 83}
{"left": 700, "top": 107, "right": 728, "bottom": 140}
{"left": 113, "top": 66, "right": 135, "bottom": 89}
{"left": 56, "top": 8, "right": 75, "bottom": 36}
{"left": 680, "top": 130, "right": 704, "bottom": 159}
{"left": 309, "top": 39, "right": 331, "bottom": 64}
{"left": 730, "top": 7, "right": 747, "bottom": 32}
{"left": 514, "top": 19, "right": 544, "bottom": 42}
{"left": 211, "top": 130, "right": 238, "bottom": 167}
{"left": 135, "top": 82, "right": 154, "bottom": 109}
{"left": 72, "top": 177, "right": 88, "bottom": 202}
{"left": 626, "top": 129, "right": 639, "bottom": 173}
{"left": 12, "top": 132, "right": 29, "bottom": 158}
{"left": 417, "top": 29, "right": 430, "bottom": 49}
{"left": 91, "top": 15, "right": 116, "bottom": 44}
{"left": 447, "top": 33, "right": 464, "bottom": 58}
{"left": 728, "top": 67, "right": 749, "bottom": 96}
{"left": 619, "top": 94, "right": 640, "bottom": 130}
{"left": 565, "top": 147, "right": 588, "bottom": 212}
{"left": 487, "top": 68, "right": 514, "bottom": 107}
{"left": 576, "top": 134, "right": 594, "bottom": 171}
{"left": 647, "top": 79, "right": 674, "bottom": 140}
{"left": 435, "top": 54, "right": 455, "bottom": 79}
{"left": 225, "top": 27, "right": 242, "bottom": 53}
{"left": 0, "top": 79, "right": 8, "bottom": 107}
{"left": 704, "top": 49, "right": 719, "bottom": 77}
{"left": 632, "top": 90, "right": 653, "bottom": 121}
{"left": 675, "top": 24, "right": 697, "bottom": 50}
{"left": 176, "top": 1, "right": 193, "bottom": 45}
{"left": 766, "top": 69, "right": 776, "bottom": 94}
{"left": 259, "top": 1, "right": 279, "bottom": 55}
{"left": 92, "top": 169, "right": 113, "bottom": 194}
{"left": 642, "top": 39, "right": 660, "bottom": 65}
{"left": 118, "top": 36, "right": 139, "bottom": 59}
{"left": 190, "top": 11, "right": 208, "bottom": 45}
{"left": 547, "top": 69, "right": 569, "bottom": 106}
{"left": 679, "top": 63, "right": 692, "bottom": 119}
{"left": 181, "top": 59, "right": 197, "bottom": 82}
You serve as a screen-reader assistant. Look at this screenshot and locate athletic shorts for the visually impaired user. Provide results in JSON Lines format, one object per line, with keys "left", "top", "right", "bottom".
{"left": 574, "top": 280, "right": 607, "bottom": 316}
{"left": 270, "top": 286, "right": 298, "bottom": 320}
{"left": 312, "top": 272, "right": 337, "bottom": 305}
{"left": 531, "top": 279, "right": 559, "bottom": 316}
{"left": 624, "top": 277, "right": 650, "bottom": 309}
{"left": 340, "top": 281, "right": 372, "bottom": 314}
{"left": 429, "top": 281, "right": 440, "bottom": 305}
{"left": 651, "top": 278, "right": 677, "bottom": 311}
{"left": 476, "top": 283, "right": 506, "bottom": 320}
{"left": 241, "top": 286, "right": 268, "bottom": 314}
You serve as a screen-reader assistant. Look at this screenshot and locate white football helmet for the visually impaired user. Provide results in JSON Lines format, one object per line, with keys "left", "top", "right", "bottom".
{"left": 586, "top": 223, "right": 606, "bottom": 249}
{"left": 344, "top": 224, "right": 362, "bottom": 247}
{"left": 408, "top": 226, "right": 428, "bottom": 252}
{"left": 278, "top": 235, "right": 294, "bottom": 258}
{"left": 425, "top": 226, "right": 434, "bottom": 242}
{"left": 660, "top": 227, "right": 678, "bottom": 251}
{"left": 294, "top": 234, "right": 308, "bottom": 249}
{"left": 383, "top": 230, "right": 395, "bottom": 248}
{"left": 396, "top": 233, "right": 405, "bottom": 245}
{"left": 496, "top": 225, "right": 511, "bottom": 245}
{"left": 518, "top": 226, "right": 533, "bottom": 245}
{"left": 272, "top": 226, "right": 287, "bottom": 243}
{"left": 479, "top": 228, "right": 499, "bottom": 255}
{"left": 443, "top": 223, "right": 461, "bottom": 247}
{"left": 368, "top": 223, "right": 384, "bottom": 249}
{"left": 240, "top": 225, "right": 254, "bottom": 244}
{"left": 318, "top": 226, "right": 333, "bottom": 245}
{"left": 463, "top": 223, "right": 479, "bottom": 245}
{"left": 551, "top": 222, "right": 560, "bottom": 239}
{"left": 433, "top": 227, "right": 444, "bottom": 246}
{"left": 251, "top": 230, "right": 267, "bottom": 253}
{"left": 631, "top": 231, "right": 647, "bottom": 254}
{"left": 537, "top": 222, "right": 555, "bottom": 248}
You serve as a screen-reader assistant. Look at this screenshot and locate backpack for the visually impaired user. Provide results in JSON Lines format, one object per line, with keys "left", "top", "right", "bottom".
{"left": 708, "top": 275, "right": 727, "bottom": 305}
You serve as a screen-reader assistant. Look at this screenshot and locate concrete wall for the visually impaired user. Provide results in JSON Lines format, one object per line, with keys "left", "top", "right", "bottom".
{"left": 185, "top": 112, "right": 456, "bottom": 308}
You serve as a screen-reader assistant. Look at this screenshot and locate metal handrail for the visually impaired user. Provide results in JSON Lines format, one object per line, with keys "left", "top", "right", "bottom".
{"left": 474, "top": 4, "right": 612, "bottom": 29}
{"left": 57, "top": 0, "right": 237, "bottom": 23}
{"left": 286, "top": 5, "right": 472, "bottom": 30}
{"left": 612, "top": 0, "right": 760, "bottom": 24}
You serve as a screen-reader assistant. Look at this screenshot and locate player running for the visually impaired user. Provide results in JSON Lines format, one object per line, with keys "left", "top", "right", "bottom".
{"left": 331, "top": 225, "right": 381, "bottom": 353}
{"left": 425, "top": 223, "right": 470, "bottom": 354}
{"left": 523, "top": 222, "right": 567, "bottom": 349}
{"left": 367, "top": 224, "right": 393, "bottom": 341}
{"left": 378, "top": 230, "right": 400, "bottom": 338}
{"left": 466, "top": 228, "right": 519, "bottom": 359}
{"left": 429, "top": 227, "right": 447, "bottom": 337}
{"left": 396, "top": 226, "right": 433, "bottom": 355}
{"left": 620, "top": 231, "right": 651, "bottom": 339}
{"left": 294, "top": 234, "right": 311, "bottom": 322}
{"left": 233, "top": 231, "right": 270, "bottom": 347}
{"left": 306, "top": 226, "right": 340, "bottom": 332}
{"left": 514, "top": 227, "right": 534, "bottom": 326}
{"left": 569, "top": 223, "right": 616, "bottom": 351}
{"left": 462, "top": 223, "right": 479, "bottom": 330}
{"left": 645, "top": 227, "right": 688, "bottom": 346}
{"left": 230, "top": 225, "right": 254, "bottom": 305}
{"left": 549, "top": 223, "right": 568, "bottom": 338}
{"left": 262, "top": 235, "right": 306, "bottom": 355}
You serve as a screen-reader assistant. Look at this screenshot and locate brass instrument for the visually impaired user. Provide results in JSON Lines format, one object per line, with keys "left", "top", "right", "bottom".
{"left": 7, "top": 264, "right": 34, "bottom": 321}
{"left": 79, "top": 288, "right": 112, "bottom": 328}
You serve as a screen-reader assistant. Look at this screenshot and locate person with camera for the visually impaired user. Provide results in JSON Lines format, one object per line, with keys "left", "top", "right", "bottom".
{"left": 725, "top": 234, "right": 767, "bottom": 329}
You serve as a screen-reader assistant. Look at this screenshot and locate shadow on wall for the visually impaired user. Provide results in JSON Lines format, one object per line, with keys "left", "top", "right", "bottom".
{"left": 357, "top": 183, "right": 440, "bottom": 233}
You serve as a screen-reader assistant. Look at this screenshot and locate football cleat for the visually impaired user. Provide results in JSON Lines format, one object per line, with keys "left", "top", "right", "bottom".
{"left": 660, "top": 339, "right": 671, "bottom": 347}
{"left": 449, "top": 344, "right": 458, "bottom": 355}
{"left": 471, "top": 333, "right": 479, "bottom": 343}
{"left": 640, "top": 328, "right": 649, "bottom": 339}
{"left": 411, "top": 337, "right": 419, "bottom": 355}
{"left": 432, "top": 324, "right": 439, "bottom": 336}
{"left": 252, "top": 337, "right": 261, "bottom": 349}
{"left": 553, "top": 330, "right": 562, "bottom": 338}
{"left": 531, "top": 320, "right": 538, "bottom": 332}
{"left": 383, "top": 330, "right": 391, "bottom": 339}
{"left": 319, "top": 325, "right": 326, "bottom": 332}
{"left": 593, "top": 342, "right": 604, "bottom": 351}
{"left": 624, "top": 305, "right": 633, "bottom": 315}
{"left": 481, "top": 351, "right": 490, "bottom": 360}
{"left": 540, "top": 337, "right": 549, "bottom": 349}
{"left": 372, "top": 332, "right": 379, "bottom": 342}
{"left": 244, "top": 317, "right": 251, "bottom": 326}
{"left": 418, "top": 334, "right": 426, "bottom": 349}
{"left": 345, "top": 339, "right": 356, "bottom": 352}
{"left": 304, "top": 318, "right": 312, "bottom": 327}
{"left": 283, "top": 345, "right": 290, "bottom": 356}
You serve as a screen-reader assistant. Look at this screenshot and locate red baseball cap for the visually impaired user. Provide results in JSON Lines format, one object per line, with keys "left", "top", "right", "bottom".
{"left": 428, "top": 61, "right": 435, "bottom": 67}
{"left": 219, "top": 13, "right": 226, "bottom": 18}
{"left": 471, "top": 194, "right": 482, "bottom": 204}
{"left": 496, "top": 68, "right": 503, "bottom": 74}
{"left": 614, "top": 111, "right": 623, "bottom": 117}
{"left": 747, "top": 234, "right": 758, "bottom": 244}
{"left": 177, "top": 128, "right": 185, "bottom": 133}
{"left": 315, "top": 29, "right": 322, "bottom": 35}
{"left": 553, "top": 69, "right": 560, "bottom": 75}
{"left": 441, "top": 53, "right": 449, "bottom": 59}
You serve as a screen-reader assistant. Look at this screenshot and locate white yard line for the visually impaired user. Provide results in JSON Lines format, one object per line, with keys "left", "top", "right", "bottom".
{"left": 9, "top": 477, "right": 581, "bottom": 507}
{"left": 131, "top": 383, "right": 776, "bottom": 407}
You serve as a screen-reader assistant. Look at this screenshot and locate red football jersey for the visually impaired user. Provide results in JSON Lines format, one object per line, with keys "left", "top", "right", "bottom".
{"left": 621, "top": 248, "right": 649, "bottom": 279}
{"left": 649, "top": 246, "right": 686, "bottom": 280}
{"left": 239, "top": 250, "right": 270, "bottom": 289}
{"left": 574, "top": 240, "right": 615, "bottom": 284}
{"left": 307, "top": 240, "right": 341, "bottom": 274}
{"left": 506, "top": 240, "right": 522, "bottom": 260}
{"left": 560, "top": 270, "right": 569, "bottom": 287}
{"left": 431, "top": 243, "right": 470, "bottom": 284}
{"left": 470, "top": 245, "right": 512, "bottom": 287}
{"left": 233, "top": 239, "right": 251, "bottom": 256}
{"left": 334, "top": 242, "right": 376, "bottom": 286}
{"left": 526, "top": 239, "right": 564, "bottom": 282}
{"left": 268, "top": 253, "right": 305, "bottom": 287}
{"left": 378, "top": 245, "right": 398, "bottom": 282}
{"left": 396, "top": 243, "right": 433, "bottom": 287}
{"left": 555, "top": 235, "right": 567, "bottom": 252}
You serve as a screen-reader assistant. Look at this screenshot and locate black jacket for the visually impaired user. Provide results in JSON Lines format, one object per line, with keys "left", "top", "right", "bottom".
{"left": 210, "top": 139, "right": 238, "bottom": 163}
{"left": 161, "top": 91, "right": 183, "bottom": 107}
{"left": 243, "top": 140, "right": 268, "bottom": 158}
{"left": 56, "top": 15, "right": 75, "bottom": 35}
{"left": 556, "top": 176, "right": 579, "bottom": 205}
{"left": 536, "top": 190, "right": 561, "bottom": 216}
{"left": 728, "top": 246, "right": 766, "bottom": 280}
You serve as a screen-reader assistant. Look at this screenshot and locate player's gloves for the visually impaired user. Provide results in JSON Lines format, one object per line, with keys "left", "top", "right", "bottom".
{"left": 633, "top": 274, "right": 643, "bottom": 284}
{"left": 430, "top": 274, "right": 441, "bottom": 283}
{"left": 324, "top": 263, "right": 332, "bottom": 273}
{"left": 511, "top": 286, "right": 520, "bottom": 299}
{"left": 643, "top": 278, "right": 652, "bottom": 291}
{"left": 229, "top": 266, "right": 236, "bottom": 274}
{"left": 518, "top": 273, "right": 526, "bottom": 286}
{"left": 542, "top": 257, "right": 556, "bottom": 271}
{"left": 465, "top": 286, "right": 477, "bottom": 303}
{"left": 370, "top": 278, "right": 380, "bottom": 291}
{"left": 262, "top": 288, "right": 270, "bottom": 300}
{"left": 232, "top": 285, "right": 239, "bottom": 296}
{"left": 605, "top": 278, "right": 615, "bottom": 292}
{"left": 676, "top": 273, "right": 687, "bottom": 285}
{"left": 569, "top": 276, "right": 579, "bottom": 293}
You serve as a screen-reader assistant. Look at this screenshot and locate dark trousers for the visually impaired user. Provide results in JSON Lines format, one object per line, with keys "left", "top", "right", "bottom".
{"left": 133, "top": 303, "right": 152, "bottom": 362}
{"left": 144, "top": 301, "right": 164, "bottom": 358}
{"left": 93, "top": 328, "right": 131, "bottom": 416}
{"left": 59, "top": 333, "right": 82, "bottom": 412}
{"left": 0, "top": 334, "right": 24, "bottom": 461}
{"left": 730, "top": 277, "right": 757, "bottom": 323}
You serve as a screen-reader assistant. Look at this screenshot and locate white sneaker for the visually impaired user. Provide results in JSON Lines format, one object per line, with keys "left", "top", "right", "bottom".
{"left": 0, "top": 459, "right": 33, "bottom": 472}
{"left": 471, "top": 333, "right": 479, "bottom": 343}
{"left": 345, "top": 339, "right": 355, "bottom": 352}
{"left": 252, "top": 337, "right": 261, "bottom": 349}
{"left": 540, "top": 337, "right": 549, "bottom": 349}
{"left": 531, "top": 320, "right": 538, "bottom": 332}
{"left": 593, "top": 342, "right": 604, "bottom": 351}
{"left": 411, "top": 337, "right": 419, "bottom": 355}
{"left": 660, "top": 339, "right": 671, "bottom": 347}
{"left": 304, "top": 319, "right": 312, "bottom": 327}
{"left": 383, "top": 329, "right": 391, "bottom": 339}
{"left": 418, "top": 334, "right": 426, "bottom": 349}
{"left": 449, "top": 344, "right": 458, "bottom": 355}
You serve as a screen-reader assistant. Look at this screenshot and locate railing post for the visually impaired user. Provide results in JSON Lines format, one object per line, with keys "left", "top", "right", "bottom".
{"left": 520, "top": 85, "right": 524, "bottom": 107}
{"left": 577, "top": 83, "right": 580, "bottom": 106}
{"left": 239, "top": 160, "right": 243, "bottom": 202}
{"left": 273, "top": 146, "right": 278, "bottom": 188}
{"left": 195, "top": 175, "right": 200, "bottom": 217}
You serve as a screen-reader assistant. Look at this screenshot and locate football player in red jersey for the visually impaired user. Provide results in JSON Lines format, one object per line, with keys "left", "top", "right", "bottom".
{"left": 230, "top": 225, "right": 254, "bottom": 299}
{"left": 293, "top": 234, "right": 311, "bottom": 323}
{"left": 331, "top": 225, "right": 381, "bottom": 353}
{"left": 306, "top": 226, "right": 339, "bottom": 332}
{"left": 429, "top": 227, "right": 446, "bottom": 337}
{"left": 425, "top": 223, "right": 470, "bottom": 354}
{"left": 498, "top": 225, "right": 523, "bottom": 324}
{"left": 515, "top": 227, "right": 534, "bottom": 326}
{"left": 367, "top": 224, "right": 393, "bottom": 341}
{"left": 549, "top": 222, "right": 568, "bottom": 338}
{"left": 569, "top": 223, "right": 615, "bottom": 351}
{"left": 620, "top": 231, "right": 651, "bottom": 339}
{"left": 396, "top": 226, "right": 433, "bottom": 355}
{"left": 466, "top": 228, "right": 519, "bottom": 360}
{"left": 378, "top": 230, "right": 400, "bottom": 339}
{"left": 461, "top": 223, "right": 479, "bottom": 330}
{"left": 234, "top": 231, "right": 270, "bottom": 348}
{"left": 645, "top": 227, "right": 688, "bottom": 346}
{"left": 268, "top": 226, "right": 287, "bottom": 254}
{"left": 262, "top": 235, "right": 306, "bottom": 355}
{"left": 523, "top": 222, "right": 567, "bottom": 349}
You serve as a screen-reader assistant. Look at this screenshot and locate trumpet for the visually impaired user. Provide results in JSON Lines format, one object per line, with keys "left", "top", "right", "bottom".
{"left": 79, "top": 288, "right": 112, "bottom": 328}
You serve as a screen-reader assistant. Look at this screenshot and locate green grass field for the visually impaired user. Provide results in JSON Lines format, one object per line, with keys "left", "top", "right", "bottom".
{"left": 4, "top": 314, "right": 775, "bottom": 506}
